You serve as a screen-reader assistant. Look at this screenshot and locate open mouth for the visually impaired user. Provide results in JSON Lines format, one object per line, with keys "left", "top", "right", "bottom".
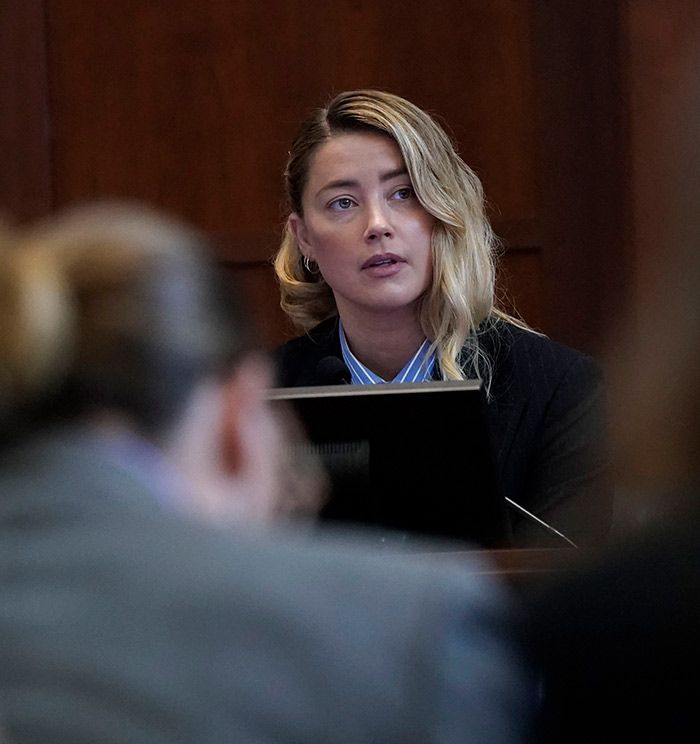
{"left": 362, "top": 254, "right": 403, "bottom": 270}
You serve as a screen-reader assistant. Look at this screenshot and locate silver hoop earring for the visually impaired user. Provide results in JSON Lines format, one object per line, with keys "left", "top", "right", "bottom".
{"left": 303, "top": 256, "right": 319, "bottom": 274}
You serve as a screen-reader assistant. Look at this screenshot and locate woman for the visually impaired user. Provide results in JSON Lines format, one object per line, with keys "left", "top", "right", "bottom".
{"left": 274, "top": 89, "right": 611, "bottom": 547}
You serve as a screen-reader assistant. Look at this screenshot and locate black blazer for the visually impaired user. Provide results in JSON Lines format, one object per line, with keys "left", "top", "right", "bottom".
{"left": 275, "top": 318, "right": 612, "bottom": 548}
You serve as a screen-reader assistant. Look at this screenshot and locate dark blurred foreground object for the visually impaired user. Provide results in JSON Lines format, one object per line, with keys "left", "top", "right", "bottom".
{"left": 521, "top": 499, "right": 700, "bottom": 742}
{"left": 0, "top": 202, "right": 533, "bottom": 743}
{"left": 520, "top": 57, "right": 700, "bottom": 742}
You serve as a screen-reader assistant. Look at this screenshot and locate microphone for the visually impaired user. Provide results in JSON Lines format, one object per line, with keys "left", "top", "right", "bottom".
{"left": 505, "top": 497, "right": 579, "bottom": 548}
{"left": 316, "top": 356, "right": 351, "bottom": 385}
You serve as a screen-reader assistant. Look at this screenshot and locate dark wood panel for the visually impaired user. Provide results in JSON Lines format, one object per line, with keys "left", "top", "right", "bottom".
{"left": 0, "top": 0, "right": 52, "bottom": 221}
{"left": 624, "top": 1, "right": 700, "bottom": 312}
{"left": 497, "top": 248, "right": 544, "bottom": 331}
{"left": 533, "top": 0, "right": 629, "bottom": 354}
{"left": 222, "top": 263, "right": 291, "bottom": 350}
{"left": 45, "top": 0, "right": 538, "bottom": 247}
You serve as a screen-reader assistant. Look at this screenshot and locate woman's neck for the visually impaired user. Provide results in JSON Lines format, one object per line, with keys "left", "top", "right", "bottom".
{"left": 339, "top": 308, "right": 426, "bottom": 381}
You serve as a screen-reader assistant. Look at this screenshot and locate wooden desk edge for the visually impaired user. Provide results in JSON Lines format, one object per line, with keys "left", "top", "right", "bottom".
{"left": 430, "top": 548, "right": 580, "bottom": 578}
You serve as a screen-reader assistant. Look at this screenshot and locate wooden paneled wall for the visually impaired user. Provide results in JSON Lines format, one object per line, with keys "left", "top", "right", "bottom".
{"left": 0, "top": 0, "right": 52, "bottom": 220}
{"left": 623, "top": 0, "right": 700, "bottom": 318}
{"left": 2, "top": 1, "right": 642, "bottom": 353}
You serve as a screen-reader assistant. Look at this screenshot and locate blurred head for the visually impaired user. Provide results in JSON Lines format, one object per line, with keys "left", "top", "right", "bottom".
{"left": 274, "top": 89, "right": 500, "bottom": 380}
{"left": 0, "top": 202, "right": 250, "bottom": 439}
{"left": 0, "top": 202, "right": 317, "bottom": 524}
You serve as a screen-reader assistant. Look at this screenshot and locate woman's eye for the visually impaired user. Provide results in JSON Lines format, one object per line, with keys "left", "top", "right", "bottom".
{"left": 393, "top": 187, "right": 414, "bottom": 201}
{"left": 329, "top": 197, "right": 355, "bottom": 210}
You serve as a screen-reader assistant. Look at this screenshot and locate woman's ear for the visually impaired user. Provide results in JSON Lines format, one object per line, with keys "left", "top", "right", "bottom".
{"left": 288, "top": 213, "right": 313, "bottom": 258}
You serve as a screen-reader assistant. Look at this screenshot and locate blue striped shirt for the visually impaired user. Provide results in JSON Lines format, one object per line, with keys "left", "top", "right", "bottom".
{"left": 339, "top": 321, "right": 437, "bottom": 384}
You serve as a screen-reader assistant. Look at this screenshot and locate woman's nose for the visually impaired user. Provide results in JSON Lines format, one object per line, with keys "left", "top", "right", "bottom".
{"left": 363, "top": 202, "right": 394, "bottom": 242}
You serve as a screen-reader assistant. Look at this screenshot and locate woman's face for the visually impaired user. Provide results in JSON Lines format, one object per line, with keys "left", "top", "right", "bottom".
{"left": 290, "top": 131, "right": 435, "bottom": 325}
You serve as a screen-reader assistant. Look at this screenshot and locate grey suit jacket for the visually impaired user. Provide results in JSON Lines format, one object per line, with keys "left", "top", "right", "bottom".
{"left": 0, "top": 427, "right": 532, "bottom": 743}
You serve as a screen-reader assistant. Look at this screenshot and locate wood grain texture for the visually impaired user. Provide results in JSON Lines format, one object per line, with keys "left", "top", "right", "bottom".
{"left": 624, "top": 0, "right": 700, "bottom": 313}
{"left": 0, "top": 0, "right": 52, "bottom": 220}
{"left": 44, "top": 1, "right": 538, "bottom": 238}
{"left": 533, "top": 0, "right": 628, "bottom": 353}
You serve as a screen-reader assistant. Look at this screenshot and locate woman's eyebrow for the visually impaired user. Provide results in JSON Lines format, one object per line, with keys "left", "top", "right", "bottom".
{"left": 315, "top": 168, "right": 410, "bottom": 199}
{"left": 379, "top": 167, "right": 409, "bottom": 183}
{"left": 316, "top": 178, "right": 359, "bottom": 198}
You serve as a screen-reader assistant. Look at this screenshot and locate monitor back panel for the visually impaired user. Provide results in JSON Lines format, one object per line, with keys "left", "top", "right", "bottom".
{"left": 268, "top": 381, "right": 510, "bottom": 548}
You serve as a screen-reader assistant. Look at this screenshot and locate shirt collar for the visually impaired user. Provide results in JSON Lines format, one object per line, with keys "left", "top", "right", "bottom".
{"left": 338, "top": 319, "right": 436, "bottom": 384}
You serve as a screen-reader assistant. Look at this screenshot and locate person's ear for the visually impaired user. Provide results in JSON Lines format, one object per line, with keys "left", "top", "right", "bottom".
{"left": 219, "top": 354, "right": 273, "bottom": 475}
{"left": 288, "top": 213, "right": 313, "bottom": 259}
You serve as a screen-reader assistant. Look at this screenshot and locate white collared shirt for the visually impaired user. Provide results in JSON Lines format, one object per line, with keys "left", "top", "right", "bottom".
{"left": 339, "top": 320, "right": 436, "bottom": 384}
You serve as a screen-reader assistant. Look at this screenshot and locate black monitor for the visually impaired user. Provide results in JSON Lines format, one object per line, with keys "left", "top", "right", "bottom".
{"left": 267, "top": 380, "right": 511, "bottom": 549}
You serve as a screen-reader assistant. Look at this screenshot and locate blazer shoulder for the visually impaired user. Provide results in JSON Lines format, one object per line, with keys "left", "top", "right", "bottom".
{"left": 482, "top": 320, "right": 600, "bottom": 388}
{"left": 273, "top": 317, "right": 342, "bottom": 387}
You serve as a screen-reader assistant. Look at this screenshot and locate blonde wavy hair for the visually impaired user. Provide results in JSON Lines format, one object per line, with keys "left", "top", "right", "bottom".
{"left": 274, "top": 89, "right": 513, "bottom": 382}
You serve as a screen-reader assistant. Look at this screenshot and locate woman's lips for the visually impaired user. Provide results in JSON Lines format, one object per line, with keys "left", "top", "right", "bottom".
{"left": 361, "top": 253, "right": 405, "bottom": 270}
{"left": 361, "top": 253, "right": 405, "bottom": 279}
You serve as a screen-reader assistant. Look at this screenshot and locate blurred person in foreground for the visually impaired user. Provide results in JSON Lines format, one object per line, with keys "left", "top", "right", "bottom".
{"left": 520, "top": 76, "right": 700, "bottom": 743}
{"left": 0, "top": 202, "right": 532, "bottom": 744}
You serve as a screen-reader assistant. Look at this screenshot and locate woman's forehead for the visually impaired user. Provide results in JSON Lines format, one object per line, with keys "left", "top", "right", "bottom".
{"left": 305, "top": 132, "right": 406, "bottom": 187}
